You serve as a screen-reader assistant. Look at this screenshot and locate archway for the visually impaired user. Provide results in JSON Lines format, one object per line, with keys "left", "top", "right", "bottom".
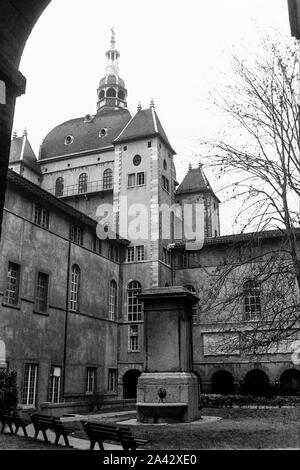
{"left": 211, "top": 370, "right": 235, "bottom": 395}
{"left": 123, "top": 369, "right": 141, "bottom": 399}
{"left": 242, "top": 369, "right": 270, "bottom": 397}
{"left": 279, "top": 369, "right": 300, "bottom": 395}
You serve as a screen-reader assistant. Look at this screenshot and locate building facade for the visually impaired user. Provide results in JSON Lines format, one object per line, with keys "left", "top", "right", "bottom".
{"left": 1, "top": 31, "right": 299, "bottom": 412}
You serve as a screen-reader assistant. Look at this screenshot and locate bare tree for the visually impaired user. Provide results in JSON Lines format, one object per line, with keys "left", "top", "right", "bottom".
{"left": 199, "top": 35, "right": 300, "bottom": 352}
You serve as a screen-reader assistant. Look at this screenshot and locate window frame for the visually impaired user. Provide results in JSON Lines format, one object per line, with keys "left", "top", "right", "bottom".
{"left": 103, "top": 168, "right": 113, "bottom": 189}
{"left": 4, "top": 261, "right": 21, "bottom": 306}
{"left": 69, "top": 264, "right": 81, "bottom": 312}
{"left": 128, "top": 324, "right": 139, "bottom": 352}
{"left": 78, "top": 173, "right": 88, "bottom": 194}
{"left": 107, "top": 368, "right": 118, "bottom": 393}
{"left": 22, "top": 363, "right": 38, "bottom": 406}
{"left": 127, "top": 247, "right": 135, "bottom": 262}
{"left": 34, "top": 271, "right": 49, "bottom": 314}
{"left": 243, "top": 280, "right": 261, "bottom": 321}
{"left": 86, "top": 367, "right": 96, "bottom": 394}
{"left": 48, "top": 365, "right": 62, "bottom": 403}
{"left": 136, "top": 245, "right": 145, "bottom": 261}
{"left": 109, "top": 280, "right": 117, "bottom": 321}
{"left": 127, "top": 281, "right": 142, "bottom": 322}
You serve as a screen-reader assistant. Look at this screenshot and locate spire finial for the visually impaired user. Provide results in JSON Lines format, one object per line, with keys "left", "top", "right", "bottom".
{"left": 137, "top": 101, "right": 142, "bottom": 112}
{"left": 198, "top": 159, "right": 203, "bottom": 169}
{"left": 23, "top": 128, "right": 27, "bottom": 138}
{"left": 188, "top": 162, "right": 192, "bottom": 171}
{"left": 13, "top": 130, "right": 17, "bottom": 139}
{"left": 110, "top": 27, "right": 116, "bottom": 49}
{"left": 150, "top": 98, "right": 155, "bottom": 108}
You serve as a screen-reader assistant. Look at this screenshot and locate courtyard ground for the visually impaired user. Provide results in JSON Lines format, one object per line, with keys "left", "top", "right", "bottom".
{"left": 0, "top": 407, "right": 299, "bottom": 450}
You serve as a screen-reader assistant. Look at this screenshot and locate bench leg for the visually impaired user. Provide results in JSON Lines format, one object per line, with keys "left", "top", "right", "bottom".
{"left": 33, "top": 428, "right": 39, "bottom": 440}
{"left": 63, "top": 434, "right": 70, "bottom": 447}
{"left": 42, "top": 429, "right": 49, "bottom": 443}
{"left": 89, "top": 439, "right": 95, "bottom": 450}
{"left": 97, "top": 440, "right": 104, "bottom": 451}
{"left": 14, "top": 425, "right": 20, "bottom": 435}
{"left": 22, "top": 426, "right": 28, "bottom": 437}
{"left": 1, "top": 422, "right": 5, "bottom": 433}
{"left": 54, "top": 433, "right": 60, "bottom": 446}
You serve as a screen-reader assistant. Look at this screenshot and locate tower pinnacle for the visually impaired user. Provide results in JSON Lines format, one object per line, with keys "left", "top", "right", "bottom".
{"left": 96, "top": 28, "right": 127, "bottom": 112}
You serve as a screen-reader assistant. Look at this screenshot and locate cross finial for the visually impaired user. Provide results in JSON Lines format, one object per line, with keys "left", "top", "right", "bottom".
{"left": 188, "top": 162, "right": 192, "bottom": 171}
{"left": 137, "top": 101, "right": 142, "bottom": 111}
{"left": 150, "top": 98, "right": 155, "bottom": 108}
{"left": 23, "top": 128, "right": 27, "bottom": 137}
{"left": 110, "top": 27, "right": 116, "bottom": 49}
{"left": 13, "top": 130, "right": 17, "bottom": 139}
{"left": 198, "top": 159, "right": 203, "bottom": 169}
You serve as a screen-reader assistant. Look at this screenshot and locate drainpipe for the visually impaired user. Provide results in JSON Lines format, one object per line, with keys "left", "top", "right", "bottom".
{"left": 62, "top": 238, "right": 71, "bottom": 400}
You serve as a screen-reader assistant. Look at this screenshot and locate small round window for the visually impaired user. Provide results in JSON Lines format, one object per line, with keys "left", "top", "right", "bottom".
{"left": 64, "top": 135, "right": 74, "bottom": 145}
{"left": 163, "top": 159, "right": 167, "bottom": 170}
{"left": 133, "top": 154, "right": 141, "bottom": 166}
{"left": 99, "top": 128, "right": 108, "bottom": 137}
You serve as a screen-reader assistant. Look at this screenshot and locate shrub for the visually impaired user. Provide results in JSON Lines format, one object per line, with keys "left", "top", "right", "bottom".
{"left": 0, "top": 370, "right": 18, "bottom": 409}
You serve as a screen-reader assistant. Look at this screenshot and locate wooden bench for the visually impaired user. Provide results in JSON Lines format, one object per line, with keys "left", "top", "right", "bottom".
{"left": 31, "top": 413, "right": 78, "bottom": 447}
{"left": 80, "top": 421, "right": 150, "bottom": 450}
{"left": 0, "top": 409, "right": 31, "bottom": 436}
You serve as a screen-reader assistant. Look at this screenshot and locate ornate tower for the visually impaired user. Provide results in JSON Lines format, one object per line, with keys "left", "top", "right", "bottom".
{"left": 97, "top": 28, "right": 128, "bottom": 112}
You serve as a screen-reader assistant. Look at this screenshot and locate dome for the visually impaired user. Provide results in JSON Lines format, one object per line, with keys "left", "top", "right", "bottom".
{"left": 99, "top": 74, "right": 125, "bottom": 87}
{"left": 39, "top": 107, "right": 131, "bottom": 160}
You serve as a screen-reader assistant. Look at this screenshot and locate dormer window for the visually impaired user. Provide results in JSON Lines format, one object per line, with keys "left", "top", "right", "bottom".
{"left": 99, "top": 128, "right": 108, "bottom": 137}
{"left": 64, "top": 135, "right": 74, "bottom": 145}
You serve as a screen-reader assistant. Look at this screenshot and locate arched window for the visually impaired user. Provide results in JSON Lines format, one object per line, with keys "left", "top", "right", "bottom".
{"left": 103, "top": 168, "right": 113, "bottom": 189}
{"left": 127, "top": 281, "right": 142, "bottom": 322}
{"left": 69, "top": 264, "right": 80, "bottom": 311}
{"left": 118, "top": 89, "right": 125, "bottom": 100}
{"left": 99, "top": 89, "right": 105, "bottom": 99}
{"left": 107, "top": 87, "right": 116, "bottom": 97}
{"left": 109, "top": 280, "right": 117, "bottom": 321}
{"left": 78, "top": 173, "right": 88, "bottom": 193}
{"left": 243, "top": 280, "right": 261, "bottom": 321}
{"left": 55, "top": 177, "right": 64, "bottom": 197}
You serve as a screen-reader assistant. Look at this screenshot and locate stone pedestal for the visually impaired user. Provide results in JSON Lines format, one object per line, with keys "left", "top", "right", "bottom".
{"left": 136, "top": 286, "right": 201, "bottom": 423}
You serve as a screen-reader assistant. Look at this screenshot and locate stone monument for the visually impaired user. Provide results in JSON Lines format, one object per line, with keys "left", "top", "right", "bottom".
{"left": 136, "top": 286, "right": 201, "bottom": 423}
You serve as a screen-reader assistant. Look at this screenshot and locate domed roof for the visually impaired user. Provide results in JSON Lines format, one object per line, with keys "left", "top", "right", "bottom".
{"left": 99, "top": 74, "right": 125, "bottom": 88}
{"left": 39, "top": 107, "right": 131, "bottom": 160}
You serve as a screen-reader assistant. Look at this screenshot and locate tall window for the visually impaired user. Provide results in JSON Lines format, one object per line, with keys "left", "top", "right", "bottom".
{"left": 136, "top": 172, "right": 145, "bottom": 185}
{"left": 33, "top": 204, "right": 49, "bottom": 228}
{"left": 55, "top": 177, "right": 64, "bottom": 197}
{"left": 162, "top": 175, "right": 170, "bottom": 192}
{"left": 243, "top": 280, "right": 261, "bottom": 320}
{"left": 48, "top": 366, "right": 61, "bottom": 403}
{"left": 128, "top": 173, "right": 135, "bottom": 187}
{"left": 128, "top": 325, "right": 139, "bottom": 352}
{"left": 78, "top": 173, "right": 88, "bottom": 193}
{"left": 70, "top": 224, "right": 83, "bottom": 245}
{"left": 69, "top": 264, "right": 80, "bottom": 311}
{"left": 22, "top": 363, "right": 38, "bottom": 405}
{"left": 35, "top": 272, "right": 49, "bottom": 313}
{"left": 108, "top": 369, "right": 117, "bottom": 392}
{"left": 109, "top": 280, "right": 117, "bottom": 321}
{"left": 86, "top": 367, "right": 96, "bottom": 394}
{"left": 127, "top": 247, "right": 135, "bottom": 262}
{"left": 4, "top": 262, "right": 20, "bottom": 305}
{"left": 103, "top": 168, "right": 113, "bottom": 189}
{"left": 127, "top": 281, "right": 142, "bottom": 322}
{"left": 136, "top": 246, "right": 145, "bottom": 261}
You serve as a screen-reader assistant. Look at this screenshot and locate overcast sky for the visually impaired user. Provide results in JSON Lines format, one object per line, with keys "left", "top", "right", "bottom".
{"left": 13, "top": 0, "right": 292, "bottom": 234}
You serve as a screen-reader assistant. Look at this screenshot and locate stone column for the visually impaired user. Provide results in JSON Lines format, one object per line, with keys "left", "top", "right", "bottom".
{"left": 136, "top": 286, "right": 201, "bottom": 423}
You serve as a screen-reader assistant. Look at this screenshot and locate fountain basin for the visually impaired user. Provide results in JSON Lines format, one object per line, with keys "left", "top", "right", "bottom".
{"left": 136, "top": 402, "right": 188, "bottom": 423}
